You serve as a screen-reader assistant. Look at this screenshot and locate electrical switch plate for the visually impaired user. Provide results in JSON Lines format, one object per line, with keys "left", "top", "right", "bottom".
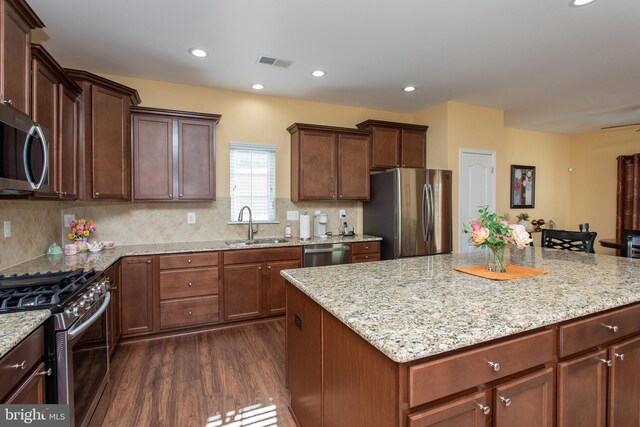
{"left": 64, "top": 214, "right": 75, "bottom": 228}
{"left": 3, "top": 221, "right": 11, "bottom": 238}
{"left": 287, "top": 211, "right": 299, "bottom": 221}
{"left": 187, "top": 212, "right": 196, "bottom": 224}
{"left": 339, "top": 209, "right": 346, "bottom": 219}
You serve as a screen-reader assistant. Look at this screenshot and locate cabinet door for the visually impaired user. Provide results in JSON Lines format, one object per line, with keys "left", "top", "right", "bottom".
{"left": 407, "top": 391, "right": 490, "bottom": 427}
{"left": 370, "top": 126, "right": 400, "bottom": 169}
{"left": 401, "top": 128, "right": 426, "bottom": 168}
{"left": 120, "top": 257, "right": 154, "bottom": 336}
{"left": 133, "top": 114, "right": 173, "bottom": 200}
{"left": 3, "top": 362, "right": 46, "bottom": 404}
{"left": 105, "top": 264, "right": 121, "bottom": 358}
{"left": 265, "top": 260, "right": 299, "bottom": 315}
{"left": 494, "top": 368, "right": 553, "bottom": 427}
{"left": 178, "top": 119, "right": 215, "bottom": 200}
{"left": 91, "top": 85, "right": 130, "bottom": 200}
{"left": 31, "top": 58, "right": 58, "bottom": 193}
{"left": 298, "top": 129, "right": 336, "bottom": 200}
{"left": 1, "top": 1, "right": 31, "bottom": 114}
{"left": 557, "top": 349, "right": 608, "bottom": 427}
{"left": 609, "top": 335, "right": 640, "bottom": 426}
{"left": 223, "top": 263, "right": 263, "bottom": 321}
{"left": 58, "top": 88, "right": 78, "bottom": 198}
{"left": 337, "top": 132, "right": 370, "bottom": 200}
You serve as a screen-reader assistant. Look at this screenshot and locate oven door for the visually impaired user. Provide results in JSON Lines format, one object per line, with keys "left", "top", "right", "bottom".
{"left": 57, "top": 292, "right": 111, "bottom": 427}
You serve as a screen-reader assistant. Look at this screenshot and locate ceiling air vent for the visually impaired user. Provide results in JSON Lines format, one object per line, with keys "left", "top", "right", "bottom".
{"left": 257, "top": 55, "right": 294, "bottom": 69}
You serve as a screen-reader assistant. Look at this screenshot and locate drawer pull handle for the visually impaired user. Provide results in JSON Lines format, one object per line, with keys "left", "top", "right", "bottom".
{"left": 258, "top": 266, "right": 262, "bottom": 270}
{"left": 476, "top": 403, "right": 491, "bottom": 415}
{"left": 188, "top": 282, "right": 192, "bottom": 287}
{"left": 603, "top": 324, "right": 619, "bottom": 333}
{"left": 598, "top": 358, "right": 612, "bottom": 367}
{"left": 37, "top": 368, "right": 52, "bottom": 377}
{"left": 147, "top": 260, "right": 151, "bottom": 264}
{"left": 615, "top": 352, "right": 625, "bottom": 361}
{"left": 499, "top": 396, "right": 512, "bottom": 407}
{"left": 268, "top": 266, "right": 272, "bottom": 269}
{"left": 12, "top": 360, "right": 27, "bottom": 370}
{"left": 365, "top": 246, "right": 369, "bottom": 250}
{"left": 187, "top": 310, "right": 193, "bottom": 316}
{"left": 188, "top": 259, "right": 192, "bottom": 263}
{"left": 487, "top": 361, "right": 501, "bottom": 372}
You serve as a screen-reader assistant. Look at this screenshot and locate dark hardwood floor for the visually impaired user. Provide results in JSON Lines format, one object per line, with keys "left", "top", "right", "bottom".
{"left": 102, "top": 319, "right": 297, "bottom": 427}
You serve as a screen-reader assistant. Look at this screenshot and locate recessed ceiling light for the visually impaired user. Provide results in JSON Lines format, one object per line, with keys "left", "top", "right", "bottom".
{"left": 188, "top": 48, "right": 207, "bottom": 58}
{"left": 403, "top": 86, "right": 416, "bottom": 92}
{"left": 311, "top": 70, "right": 326, "bottom": 77}
{"left": 251, "top": 83, "right": 264, "bottom": 90}
{"left": 569, "top": 0, "right": 596, "bottom": 7}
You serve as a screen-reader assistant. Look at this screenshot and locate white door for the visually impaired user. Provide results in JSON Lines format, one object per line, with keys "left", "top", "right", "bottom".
{"left": 459, "top": 149, "right": 496, "bottom": 253}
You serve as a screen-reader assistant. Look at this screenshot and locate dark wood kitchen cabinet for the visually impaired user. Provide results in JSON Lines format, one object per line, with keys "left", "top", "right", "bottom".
{"left": 131, "top": 107, "right": 221, "bottom": 201}
{"left": 288, "top": 123, "right": 371, "bottom": 201}
{"left": 0, "top": 325, "right": 46, "bottom": 404}
{"left": 104, "top": 263, "right": 121, "bottom": 358}
{"left": 0, "top": 0, "right": 43, "bottom": 115}
{"left": 356, "top": 120, "right": 428, "bottom": 169}
{"left": 120, "top": 256, "right": 154, "bottom": 337}
{"left": 65, "top": 69, "right": 140, "bottom": 200}
{"left": 31, "top": 44, "right": 81, "bottom": 199}
{"left": 223, "top": 247, "right": 301, "bottom": 321}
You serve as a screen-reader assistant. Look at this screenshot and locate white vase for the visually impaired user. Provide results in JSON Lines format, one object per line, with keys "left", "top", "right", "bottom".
{"left": 519, "top": 220, "right": 530, "bottom": 232}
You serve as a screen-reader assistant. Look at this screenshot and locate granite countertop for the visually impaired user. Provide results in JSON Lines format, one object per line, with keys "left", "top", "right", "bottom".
{"left": 0, "top": 310, "right": 50, "bottom": 358}
{"left": 0, "top": 234, "right": 381, "bottom": 277}
{"left": 281, "top": 247, "right": 640, "bottom": 364}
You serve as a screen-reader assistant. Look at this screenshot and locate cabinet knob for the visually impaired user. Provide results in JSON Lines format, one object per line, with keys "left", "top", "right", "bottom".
{"left": 268, "top": 266, "right": 272, "bottom": 269}
{"left": 179, "top": 194, "right": 183, "bottom": 197}
{"left": 187, "top": 310, "right": 192, "bottom": 316}
{"left": 487, "top": 361, "right": 501, "bottom": 372}
{"left": 602, "top": 323, "right": 619, "bottom": 333}
{"left": 95, "top": 192, "right": 100, "bottom": 197}
{"left": 37, "top": 368, "right": 53, "bottom": 377}
{"left": 4, "top": 99, "right": 13, "bottom": 105}
{"left": 499, "top": 396, "right": 511, "bottom": 407}
{"left": 476, "top": 403, "right": 491, "bottom": 415}
{"left": 615, "top": 352, "right": 625, "bottom": 361}
{"left": 598, "top": 358, "right": 613, "bottom": 367}
{"left": 365, "top": 246, "right": 369, "bottom": 250}
{"left": 12, "top": 360, "right": 27, "bottom": 370}
{"left": 169, "top": 193, "right": 172, "bottom": 198}
{"left": 258, "top": 266, "right": 262, "bottom": 270}
{"left": 147, "top": 259, "right": 151, "bottom": 264}
{"left": 188, "top": 282, "right": 192, "bottom": 287}
{"left": 188, "top": 259, "right": 192, "bottom": 263}
{"left": 365, "top": 255, "right": 369, "bottom": 259}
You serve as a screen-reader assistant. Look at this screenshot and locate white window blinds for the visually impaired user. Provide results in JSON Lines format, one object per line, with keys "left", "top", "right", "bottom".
{"left": 230, "top": 143, "right": 276, "bottom": 222}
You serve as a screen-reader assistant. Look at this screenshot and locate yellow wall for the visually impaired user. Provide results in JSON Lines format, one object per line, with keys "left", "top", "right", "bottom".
{"left": 569, "top": 127, "right": 640, "bottom": 255}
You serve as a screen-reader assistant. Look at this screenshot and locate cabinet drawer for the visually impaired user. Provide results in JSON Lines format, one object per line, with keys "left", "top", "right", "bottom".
{"left": 408, "top": 329, "right": 553, "bottom": 408}
{"left": 223, "top": 247, "right": 301, "bottom": 265}
{"left": 159, "top": 296, "right": 220, "bottom": 329}
{"left": 159, "top": 267, "right": 219, "bottom": 300}
{"left": 0, "top": 326, "right": 44, "bottom": 401}
{"left": 351, "top": 253, "right": 380, "bottom": 263}
{"left": 159, "top": 252, "right": 219, "bottom": 270}
{"left": 559, "top": 303, "right": 640, "bottom": 358}
{"left": 351, "top": 241, "right": 380, "bottom": 255}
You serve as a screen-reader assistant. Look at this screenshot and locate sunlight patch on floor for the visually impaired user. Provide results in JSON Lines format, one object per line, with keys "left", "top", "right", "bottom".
{"left": 206, "top": 403, "right": 279, "bottom": 427}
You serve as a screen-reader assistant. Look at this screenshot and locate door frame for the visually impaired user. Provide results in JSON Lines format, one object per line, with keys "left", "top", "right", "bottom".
{"left": 459, "top": 148, "right": 496, "bottom": 253}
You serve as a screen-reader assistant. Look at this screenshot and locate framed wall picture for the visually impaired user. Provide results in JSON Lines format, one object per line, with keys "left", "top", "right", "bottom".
{"left": 510, "top": 165, "right": 536, "bottom": 208}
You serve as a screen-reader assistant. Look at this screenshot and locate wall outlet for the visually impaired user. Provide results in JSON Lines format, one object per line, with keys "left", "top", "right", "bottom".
{"left": 187, "top": 212, "right": 196, "bottom": 224}
{"left": 3, "top": 221, "right": 11, "bottom": 238}
{"left": 287, "top": 211, "right": 299, "bottom": 221}
{"left": 339, "top": 209, "right": 346, "bottom": 219}
{"left": 63, "top": 214, "right": 75, "bottom": 227}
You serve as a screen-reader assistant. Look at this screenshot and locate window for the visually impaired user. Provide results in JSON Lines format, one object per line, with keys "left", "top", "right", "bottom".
{"left": 230, "top": 143, "right": 276, "bottom": 222}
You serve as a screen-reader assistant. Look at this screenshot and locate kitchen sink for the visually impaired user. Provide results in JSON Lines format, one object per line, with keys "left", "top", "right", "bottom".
{"left": 225, "top": 237, "right": 292, "bottom": 247}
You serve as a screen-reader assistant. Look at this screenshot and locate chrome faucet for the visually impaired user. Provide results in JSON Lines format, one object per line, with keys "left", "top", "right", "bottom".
{"left": 238, "top": 206, "right": 258, "bottom": 241}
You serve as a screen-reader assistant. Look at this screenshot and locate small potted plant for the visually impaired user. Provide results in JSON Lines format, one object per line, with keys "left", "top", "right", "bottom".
{"left": 516, "top": 213, "right": 531, "bottom": 231}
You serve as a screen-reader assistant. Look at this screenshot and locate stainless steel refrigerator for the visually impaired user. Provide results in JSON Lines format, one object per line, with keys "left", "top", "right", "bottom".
{"left": 364, "top": 168, "right": 452, "bottom": 259}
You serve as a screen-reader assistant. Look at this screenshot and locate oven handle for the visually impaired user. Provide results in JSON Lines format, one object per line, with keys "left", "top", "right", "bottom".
{"left": 68, "top": 292, "right": 111, "bottom": 340}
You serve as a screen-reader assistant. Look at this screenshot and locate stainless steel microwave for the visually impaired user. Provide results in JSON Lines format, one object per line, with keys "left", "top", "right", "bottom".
{"left": 0, "top": 103, "right": 50, "bottom": 194}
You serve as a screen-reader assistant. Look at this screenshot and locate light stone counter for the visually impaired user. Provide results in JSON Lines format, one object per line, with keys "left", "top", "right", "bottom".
{"left": 0, "top": 310, "right": 50, "bottom": 358}
{"left": 281, "top": 247, "right": 640, "bottom": 363}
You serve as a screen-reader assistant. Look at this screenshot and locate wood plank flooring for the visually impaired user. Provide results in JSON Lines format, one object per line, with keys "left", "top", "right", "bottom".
{"left": 102, "top": 319, "right": 297, "bottom": 427}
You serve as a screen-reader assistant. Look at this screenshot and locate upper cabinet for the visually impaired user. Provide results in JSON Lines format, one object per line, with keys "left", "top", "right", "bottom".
{"left": 288, "top": 123, "right": 371, "bottom": 202}
{"left": 66, "top": 69, "right": 141, "bottom": 200}
{"left": 30, "top": 44, "right": 82, "bottom": 199}
{"left": 356, "top": 120, "right": 428, "bottom": 169}
{"left": 131, "top": 107, "right": 221, "bottom": 201}
{"left": 0, "top": 0, "right": 43, "bottom": 115}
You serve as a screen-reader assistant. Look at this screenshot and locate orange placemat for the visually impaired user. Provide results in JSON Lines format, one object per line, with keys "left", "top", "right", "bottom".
{"left": 454, "top": 264, "right": 549, "bottom": 281}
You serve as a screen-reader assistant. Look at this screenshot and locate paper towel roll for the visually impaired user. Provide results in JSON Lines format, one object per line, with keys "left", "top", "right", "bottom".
{"left": 299, "top": 212, "right": 311, "bottom": 240}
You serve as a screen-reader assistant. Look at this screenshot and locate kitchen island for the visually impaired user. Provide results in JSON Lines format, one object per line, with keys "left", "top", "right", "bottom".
{"left": 281, "top": 247, "right": 640, "bottom": 426}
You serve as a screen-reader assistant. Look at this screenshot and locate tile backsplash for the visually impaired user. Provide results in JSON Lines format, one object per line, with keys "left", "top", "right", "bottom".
{"left": 61, "top": 198, "right": 359, "bottom": 246}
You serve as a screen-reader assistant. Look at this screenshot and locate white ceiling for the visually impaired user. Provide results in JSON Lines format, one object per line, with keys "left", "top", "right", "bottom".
{"left": 29, "top": 0, "right": 640, "bottom": 134}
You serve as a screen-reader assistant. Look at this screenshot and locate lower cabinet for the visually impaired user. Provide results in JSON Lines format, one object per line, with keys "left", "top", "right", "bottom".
{"left": 407, "top": 391, "right": 489, "bottom": 427}
{"left": 3, "top": 362, "right": 47, "bottom": 404}
{"left": 223, "top": 247, "right": 301, "bottom": 321}
{"left": 493, "top": 368, "right": 554, "bottom": 427}
{"left": 120, "top": 256, "right": 154, "bottom": 337}
{"left": 350, "top": 241, "right": 381, "bottom": 263}
{"left": 104, "top": 263, "right": 121, "bottom": 358}
{"left": 608, "top": 335, "right": 640, "bottom": 426}
{"left": 0, "top": 326, "right": 47, "bottom": 404}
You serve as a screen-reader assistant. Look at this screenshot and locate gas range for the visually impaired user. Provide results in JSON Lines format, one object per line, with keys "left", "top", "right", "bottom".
{"left": 0, "top": 268, "right": 109, "bottom": 330}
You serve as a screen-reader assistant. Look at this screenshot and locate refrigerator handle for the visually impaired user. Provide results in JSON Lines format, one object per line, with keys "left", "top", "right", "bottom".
{"left": 422, "top": 183, "right": 428, "bottom": 241}
{"left": 427, "top": 183, "right": 435, "bottom": 241}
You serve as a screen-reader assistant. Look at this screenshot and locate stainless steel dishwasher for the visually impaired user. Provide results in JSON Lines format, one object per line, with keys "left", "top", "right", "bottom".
{"left": 303, "top": 243, "right": 351, "bottom": 267}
